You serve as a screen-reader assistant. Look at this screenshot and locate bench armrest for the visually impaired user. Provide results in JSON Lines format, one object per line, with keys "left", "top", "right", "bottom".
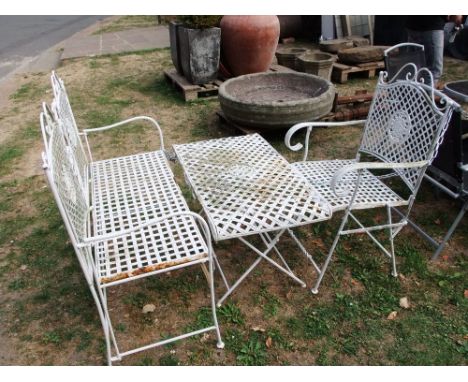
{"left": 330, "top": 160, "right": 428, "bottom": 197}
{"left": 82, "top": 116, "right": 165, "bottom": 153}
{"left": 284, "top": 120, "right": 367, "bottom": 162}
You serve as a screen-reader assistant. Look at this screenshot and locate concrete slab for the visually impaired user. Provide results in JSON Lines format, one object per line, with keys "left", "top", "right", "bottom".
{"left": 18, "top": 47, "right": 63, "bottom": 73}
{"left": 61, "top": 26, "right": 170, "bottom": 59}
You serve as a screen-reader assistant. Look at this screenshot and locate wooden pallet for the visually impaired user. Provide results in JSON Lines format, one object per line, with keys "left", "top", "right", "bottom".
{"left": 332, "top": 61, "right": 385, "bottom": 83}
{"left": 164, "top": 69, "right": 223, "bottom": 101}
{"left": 216, "top": 110, "right": 260, "bottom": 135}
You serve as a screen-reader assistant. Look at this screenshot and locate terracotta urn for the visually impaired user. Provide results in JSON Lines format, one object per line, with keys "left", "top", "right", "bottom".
{"left": 220, "top": 16, "right": 280, "bottom": 76}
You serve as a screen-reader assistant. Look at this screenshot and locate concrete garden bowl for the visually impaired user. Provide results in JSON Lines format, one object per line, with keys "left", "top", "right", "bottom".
{"left": 296, "top": 52, "right": 336, "bottom": 81}
{"left": 219, "top": 72, "right": 335, "bottom": 130}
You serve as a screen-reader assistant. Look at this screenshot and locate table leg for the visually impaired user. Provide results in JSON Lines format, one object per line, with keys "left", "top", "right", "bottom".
{"left": 216, "top": 229, "right": 309, "bottom": 306}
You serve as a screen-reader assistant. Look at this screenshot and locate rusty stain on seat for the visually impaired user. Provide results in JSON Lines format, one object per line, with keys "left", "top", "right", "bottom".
{"left": 100, "top": 253, "right": 207, "bottom": 284}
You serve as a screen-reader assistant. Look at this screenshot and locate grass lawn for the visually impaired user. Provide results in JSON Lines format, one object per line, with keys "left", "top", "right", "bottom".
{"left": 0, "top": 47, "right": 467, "bottom": 366}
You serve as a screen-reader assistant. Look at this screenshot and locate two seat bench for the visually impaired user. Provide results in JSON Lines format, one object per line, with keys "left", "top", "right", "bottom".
{"left": 40, "top": 72, "right": 224, "bottom": 365}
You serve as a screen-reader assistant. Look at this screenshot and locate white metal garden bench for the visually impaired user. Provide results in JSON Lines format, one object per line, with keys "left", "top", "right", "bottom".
{"left": 285, "top": 65, "right": 461, "bottom": 294}
{"left": 40, "top": 72, "right": 224, "bottom": 365}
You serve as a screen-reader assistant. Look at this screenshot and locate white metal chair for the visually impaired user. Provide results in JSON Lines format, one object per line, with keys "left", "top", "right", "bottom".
{"left": 285, "top": 65, "right": 460, "bottom": 293}
{"left": 40, "top": 72, "right": 224, "bottom": 365}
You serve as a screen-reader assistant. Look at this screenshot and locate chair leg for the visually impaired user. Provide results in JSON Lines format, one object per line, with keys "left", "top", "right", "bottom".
{"left": 431, "top": 201, "right": 467, "bottom": 261}
{"left": 311, "top": 209, "right": 351, "bottom": 294}
{"left": 387, "top": 205, "right": 398, "bottom": 277}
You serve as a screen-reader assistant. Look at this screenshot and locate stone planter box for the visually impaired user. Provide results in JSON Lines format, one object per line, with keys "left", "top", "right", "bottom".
{"left": 275, "top": 48, "right": 309, "bottom": 70}
{"left": 169, "top": 21, "right": 183, "bottom": 74}
{"left": 177, "top": 26, "right": 221, "bottom": 85}
{"left": 297, "top": 52, "right": 335, "bottom": 81}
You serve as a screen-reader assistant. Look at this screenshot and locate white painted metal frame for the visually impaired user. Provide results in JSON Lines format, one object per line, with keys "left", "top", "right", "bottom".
{"left": 384, "top": 43, "right": 425, "bottom": 56}
{"left": 41, "top": 72, "right": 224, "bottom": 365}
{"left": 174, "top": 134, "right": 332, "bottom": 305}
{"left": 285, "top": 65, "right": 460, "bottom": 293}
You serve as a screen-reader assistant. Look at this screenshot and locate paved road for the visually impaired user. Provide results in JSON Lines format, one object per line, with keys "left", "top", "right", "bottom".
{"left": 0, "top": 15, "right": 105, "bottom": 79}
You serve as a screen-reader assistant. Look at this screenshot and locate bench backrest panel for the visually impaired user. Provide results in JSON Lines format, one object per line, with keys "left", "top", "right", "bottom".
{"left": 41, "top": 105, "right": 89, "bottom": 243}
{"left": 51, "top": 72, "right": 89, "bottom": 189}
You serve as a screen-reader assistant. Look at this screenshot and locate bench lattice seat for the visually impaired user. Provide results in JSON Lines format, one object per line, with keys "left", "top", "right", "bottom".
{"left": 91, "top": 151, "right": 208, "bottom": 285}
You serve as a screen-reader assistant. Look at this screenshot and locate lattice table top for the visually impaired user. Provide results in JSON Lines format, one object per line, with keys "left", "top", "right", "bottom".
{"left": 174, "top": 134, "right": 332, "bottom": 241}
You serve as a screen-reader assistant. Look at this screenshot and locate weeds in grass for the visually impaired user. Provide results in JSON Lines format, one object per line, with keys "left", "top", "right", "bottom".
{"left": 159, "top": 354, "right": 179, "bottom": 366}
{"left": 302, "top": 306, "right": 333, "bottom": 339}
{"left": 254, "top": 284, "right": 281, "bottom": 319}
{"left": 224, "top": 328, "right": 244, "bottom": 354}
{"left": 42, "top": 331, "right": 61, "bottom": 345}
{"left": 0, "top": 146, "right": 25, "bottom": 175}
{"left": 0, "top": 121, "right": 46, "bottom": 176}
{"left": 88, "top": 59, "right": 100, "bottom": 69}
{"left": 95, "top": 95, "right": 134, "bottom": 107}
{"left": 387, "top": 305, "right": 466, "bottom": 365}
{"left": 76, "top": 332, "right": 93, "bottom": 352}
{"left": 8, "top": 278, "right": 27, "bottom": 291}
{"left": 266, "top": 327, "right": 294, "bottom": 351}
{"left": 398, "top": 245, "right": 428, "bottom": 277}
{"left": 123, "top": 291, "right": 149, "bottom": 308}
{"left": 218, "top": 302, "right": 244, "bottom": 325}
{"left": 137, "top": 357, "right": 154, "bottom": 366}
{"left": 236, "top": 334, "right": 267, "bottom": 366}
{"left": 116, "top": 323, "right": 126, "bottom": 332}
{"left": 9, "top": 82, "right": 45, "bottom": 102}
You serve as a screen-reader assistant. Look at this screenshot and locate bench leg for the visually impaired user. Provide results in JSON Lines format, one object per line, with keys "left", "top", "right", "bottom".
{"left": 89, "top": 284, "right": 120, "bottom": 365}
{"left": 208, "top": 254, "right": 225, "bottom": 349}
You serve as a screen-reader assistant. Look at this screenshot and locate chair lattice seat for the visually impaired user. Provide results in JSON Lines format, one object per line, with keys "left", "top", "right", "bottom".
{"left": 91, "top": 151, "right": 208, "bottom": 284}
{"left": 292, "top": 159, "right": 407, "bottom": 212}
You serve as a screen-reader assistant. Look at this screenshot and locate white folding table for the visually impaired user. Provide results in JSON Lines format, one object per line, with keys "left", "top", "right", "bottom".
{"left": 173, "top": 134, "right": 332, "bottom": 305}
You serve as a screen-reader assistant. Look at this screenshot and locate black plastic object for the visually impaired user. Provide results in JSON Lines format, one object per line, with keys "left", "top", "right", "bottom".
{"left": 444, "top": 80, "right": 468, "bottom": 103}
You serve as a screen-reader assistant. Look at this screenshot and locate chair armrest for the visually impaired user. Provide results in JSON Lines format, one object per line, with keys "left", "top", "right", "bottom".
{"left": 78, "top": 211, "right": 212, "bottom": 254}
{"left": 284, "top": 120, "right": 366, "bottom": 162}
{"left": 82, "top": 116, "right": 164, "bottom": 151}
{"left": 330, "top": 160, "right": 428, "bottom": 197}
